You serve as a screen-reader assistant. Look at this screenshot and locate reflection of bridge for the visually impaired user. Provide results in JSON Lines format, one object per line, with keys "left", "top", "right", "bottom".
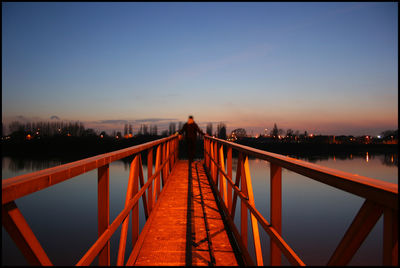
{"left": 2, "top": 135, "right": 398, "bottom": 266}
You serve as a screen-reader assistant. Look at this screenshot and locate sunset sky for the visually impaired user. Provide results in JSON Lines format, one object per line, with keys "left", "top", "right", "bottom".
{"left": 2, "top": 2, "right": 398, "bottom": 136}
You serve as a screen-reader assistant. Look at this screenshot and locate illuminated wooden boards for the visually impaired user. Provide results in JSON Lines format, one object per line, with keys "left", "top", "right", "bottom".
{"left": 127, "top": 160, "right": 239, "bottom": 266}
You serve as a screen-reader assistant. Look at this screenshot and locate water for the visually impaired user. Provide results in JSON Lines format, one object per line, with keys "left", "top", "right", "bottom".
{"left": 2, "top": 152, "right": 397, "bottom": 266}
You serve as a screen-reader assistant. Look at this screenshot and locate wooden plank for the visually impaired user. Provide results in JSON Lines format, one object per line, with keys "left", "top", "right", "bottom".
{"left": 97, "top": 164, "right": 110, "bottom": 266}
{"left": 128, "top": 160, "right": 240, "bottom": 266}
{"left": 2, "top": 201, "right": 52, "bottom": 265}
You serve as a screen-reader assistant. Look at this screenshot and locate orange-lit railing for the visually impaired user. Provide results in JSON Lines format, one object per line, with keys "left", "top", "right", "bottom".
{"left": 203, "top": 135, "right": 398, "bottom": 266}
{"left": 2, "top": 134, "right": 179, "bottom": 266}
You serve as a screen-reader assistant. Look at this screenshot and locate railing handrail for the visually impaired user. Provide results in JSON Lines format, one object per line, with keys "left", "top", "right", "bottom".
{"left": 204, "top": 135, "right": 398, "bottom": 210}
{"left": 2, "top": 134, "right": 180, "bottom": 266}
{"left": 203, "top": 135, "right": 398, "bottom": 266}
{"left": 2, "top": 134, "right": 178, "bottom": 205}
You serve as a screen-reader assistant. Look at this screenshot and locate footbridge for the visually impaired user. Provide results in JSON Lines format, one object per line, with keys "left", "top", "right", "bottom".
{"left": 2, "top": 134, "right": 398, "bottom": 265}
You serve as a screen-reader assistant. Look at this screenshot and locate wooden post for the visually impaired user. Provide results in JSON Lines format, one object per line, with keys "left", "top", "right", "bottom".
{"left": 240, "top": 157, "right": 248, "bottom": 249}
{"left": 204, "top": 138, "right": 208, "bottom": 169}
{"left": 242, "top": 156, "right": 263, "bottom": 265}
{"left": 210, "top": 141, "right": 215, "bottom": 182}
{"left": 154, "top": 145, "right": 162, "bottom": 202}
{"left": 227, "top": 147, "right": 233, "bottom": 216}
{"left": 117, "top": 155, "right": 139, "bottom": 265}
{"left": 147, "top": 148, "right": 153, "bottom": 214}
{"left": 2, "top": 202, "right": 52, "bottom": 265}
{"left": 219, "top": 144, "right": 227, "bottom": 207}
{"left": 138, "top": 156, "right": 149, "bottom": 220}
{"left": 270, "top": 163, "right": 282, "bottom": 266}
{"left": 207, "top": 139, "right": 211, "bottom": 170}
{"left": 161, "top": 143, "right": 166, "bottom": 187}
{"left": 166, "top": 141, "right": 170, "bottom": 177}
{"left": 327, "top": 200, "right": 383, "bottom": 265}
{"left": 98, "top": 164, "right": 110, "bottom": 266}
{"left": 214, "top": 141, "right": 218, "bottom": 185}
{"left": 231, "top": 153, "right": 242, "bottom": 219}
{"left": 132, "top": 159, "right": 139, "bottom": 250}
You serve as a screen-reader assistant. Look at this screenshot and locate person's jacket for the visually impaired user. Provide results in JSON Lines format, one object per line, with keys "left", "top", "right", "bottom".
{"left": 179, "top": 121, "right": 204, "bottom": 141}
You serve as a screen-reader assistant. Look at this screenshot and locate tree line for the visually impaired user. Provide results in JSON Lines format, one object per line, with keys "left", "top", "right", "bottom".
{"left": 1, "top": 120, "right": 229, "bottom": 141}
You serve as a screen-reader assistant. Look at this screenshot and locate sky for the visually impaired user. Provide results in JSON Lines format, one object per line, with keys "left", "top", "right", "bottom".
{"left": 2, "top": 2, "right": 398, "bottom": 136}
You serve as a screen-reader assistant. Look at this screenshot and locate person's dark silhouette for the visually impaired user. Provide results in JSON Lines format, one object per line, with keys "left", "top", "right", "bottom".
{"left": 178, "top": 115, "right": 205, "bottom": 163}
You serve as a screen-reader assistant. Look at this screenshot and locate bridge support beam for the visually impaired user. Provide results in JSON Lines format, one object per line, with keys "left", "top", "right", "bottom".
{"left": 98, "top": 164, "right": 110, "bottom": 266}
{"left": 2, "top": 201, "right": 52, "bottom": 265}
{"left": 270, "top": 164, "right": 282, "bottom": 266}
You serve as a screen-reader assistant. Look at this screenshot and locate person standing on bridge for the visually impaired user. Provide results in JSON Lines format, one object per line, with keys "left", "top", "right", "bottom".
{"left": 178, "top": 115, "right": 205, "bottom": 163}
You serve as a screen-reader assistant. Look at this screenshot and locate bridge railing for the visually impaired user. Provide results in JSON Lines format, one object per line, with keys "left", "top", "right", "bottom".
{"left": 2, "top": 134, "right": 179, "bottom": 266}
{"left": 203, "top": 135, "right": 398, "bottom": 266}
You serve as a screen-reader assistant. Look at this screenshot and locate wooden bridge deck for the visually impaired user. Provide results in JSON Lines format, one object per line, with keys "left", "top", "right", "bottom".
{"left": 126, "top": 160, "right": 241, "bottom": 266}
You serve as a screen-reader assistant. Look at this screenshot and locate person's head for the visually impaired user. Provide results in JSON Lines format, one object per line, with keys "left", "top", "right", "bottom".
{"left": 188, "top": 115, "right": 194, "bottom": 124}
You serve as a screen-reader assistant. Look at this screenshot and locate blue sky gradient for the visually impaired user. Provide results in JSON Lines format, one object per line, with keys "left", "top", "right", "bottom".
{"left": 2, "top": 2, "right": 398, "bottom": 135}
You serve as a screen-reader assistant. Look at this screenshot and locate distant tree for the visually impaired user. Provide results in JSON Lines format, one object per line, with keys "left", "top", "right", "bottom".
{"left": 381, "top": 129, "right": 398, "bottom": 139}
{"left": 142, "top": 124, "right": 149, "bottom": 135}
{"left": 128, "top": 124, "right": 133, "bottom": 135}
{"left": 150, "top": 125, "right": 158, "bottom": 136}
{"left": 124, "top": 124, "right": 128, "bottom": 136}
{"left": 217, "top": 123, "right": 227, "bottom": 139}
{"left": 206, "top": 123, "right": 213, "bottom": 136}
{"left": 271, "top": 123, "right": 279, "bottom": 138}
{"left": 231, "top": 128, "right": 247, "bottom": 138}
{"left": 286, "top": 129, "right": 294, "bottom": 137}
{"left": 83, "top": 128, "right": 97, "bottom": 137}
{"left": 178, "top": 122, "right": 183, "bottom": 132}
{"left": 169, "top": 122, "right": 176, "bottom": 135}
{"left": 116, "top": 131, "right": 122, "bottom": 139}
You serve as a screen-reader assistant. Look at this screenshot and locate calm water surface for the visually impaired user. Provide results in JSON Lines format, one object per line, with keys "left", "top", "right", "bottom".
{"left": 2, "top": 152, "right": 398, "bottom": 266}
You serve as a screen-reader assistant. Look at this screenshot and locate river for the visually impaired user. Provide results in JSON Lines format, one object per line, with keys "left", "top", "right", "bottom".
{"left": 2, "top": 152, "right": 398, "bottom": 266}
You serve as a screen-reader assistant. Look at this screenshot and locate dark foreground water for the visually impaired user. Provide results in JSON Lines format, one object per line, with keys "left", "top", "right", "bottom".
{"left": 2, "top": 152, "right": 398, "bottom": 266}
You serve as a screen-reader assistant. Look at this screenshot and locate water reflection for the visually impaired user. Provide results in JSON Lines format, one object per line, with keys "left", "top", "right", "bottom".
{"left": 2, "top": 152, "right": 397, "bottom": 177}
{"left": 287, "top": 152, "right": 398, "bottom": 166}
{"left": 4, "top": 157, "right": 65, "bottom": 174}
{"left": 1, "top": 152, "right": 397, "bottom": 265}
